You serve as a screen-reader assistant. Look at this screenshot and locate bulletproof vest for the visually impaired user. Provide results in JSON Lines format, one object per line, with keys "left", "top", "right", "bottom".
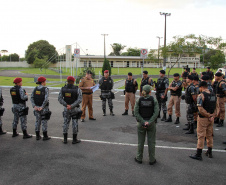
{"left": 183, "top": 72, "right": 188, "bottom": 79}
{"left": 156, "top": 77, "right": 167, "bottom": 92}
{"left": 212, "top": 81, "right": 218, "bottom": 94}
{"left": 125, "top": 79, "right": 135, "bottom": 93}
{"left": 170, "top": 81, "right": 182, "bottom": 96}
{"left": 206, "top": 71, "right": 213, "bottom": 80}
{"left": 190, "top": 72, "right": 198, "bottom": 77}
{"left": 140, "top": 77, "right": 150, "bottom": 92}
{"left": 139, "top": 96, "right": 154, "bottom": 120}
{"left": 10, "top": 86, "right": 27, "bottom": 104}
{"left": 62, "top": 84, "right": 78, "bottom": 105}
{"left": 34, "top": 87, "right": 47, "bottom": 106}
{"left": 201, "top": 92, "right": 216, "bottom": 115}
{"left": 216, "top": 80, "right": 225, "bottom": 96}
{"left": 185, "top": 84, "right": 195, "bottom": 104}
{"left": 100, "top": 77, "right": 112, "bottom": 91}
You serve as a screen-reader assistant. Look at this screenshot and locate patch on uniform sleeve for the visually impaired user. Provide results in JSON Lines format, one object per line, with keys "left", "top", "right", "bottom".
{"left": 35, "top": 91, "right": 41, "bottom": 95}
{"left": 11, "top": 92, "right": 16, "bottom": 96}
{"left": 65, "top": 93, "right": 71, "bottom": 97}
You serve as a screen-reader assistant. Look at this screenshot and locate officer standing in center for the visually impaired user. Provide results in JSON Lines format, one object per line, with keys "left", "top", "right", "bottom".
{"left": 155, "top": 70, "right": 169, "bottom": 121}
{"left": 134, "top": 85, "right": 159, "bottom": 165}
{"left": 140, "top": 71, "right": 154, "bottom": 96}
{"left": 0, "top": 87, "right": 6, "bottom": 135}
{"left": 10, "top": 78, "right": 32, "bottom": 139}
{"left": 30, "top": 76, "right": 51, "bottom": 141}
{"left": 122, "top": 72, "right": 138, "bottom": 116}
{"left": 99, "top": 70, "right": 115, "bottom": 116}
{"left": 58, "top": 76, "right": 83, "bottom": 144}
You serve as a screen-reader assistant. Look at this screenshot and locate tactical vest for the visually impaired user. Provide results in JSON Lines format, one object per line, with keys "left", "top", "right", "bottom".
{"left": 190, "top": 72, "right": 198, "bottom": 77}
{"left": 156, "top": 77, "right": 167, "bottom": 92}
{"left": 170, "top": 81, "right": 182, "bottom": 96}
{"left": 125, "top": 79, "right": 135, "bottom": 93}
{"left": 140, "top": 77, "right": 150, "bottom": 92}
{"left": 185, "top": 84, "right": 195, "bottom": 104}
{"left": 139, "top": 96, "right": 154, "bottom": 120}
{"left": 62, "top": 85, "right": 78, "bottom": 105}
{"left": 10, "top": 86, "right": 27, "bottom": 104}
{"left": 101, "top": 77, "right": 112, "bottom": 91}
{"left": 199, "top": 92, "right": 216, "bottom": 117}
{"left": 34, "top": 87, "right": 47, "bottom": 106}
{"left": 206, "top": 71, "right": 213, "bottom": 80}
{"left": 212, "top": 81, "right": 218, "bottom": 94}
{"left": 182, "top": 72, "right": 189, "bottom": 79}
{"left": 216, "top": 80, "right": 225, "bottom": 97}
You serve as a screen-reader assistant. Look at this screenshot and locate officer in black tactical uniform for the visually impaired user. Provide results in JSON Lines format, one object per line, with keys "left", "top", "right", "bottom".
{"left": 206, "top": 67, "right": 214, "bottom": 82}
{"left": 201, "top": 75, "right": 213, "bottom": 93}
{"left": 155, "top": 70, "right": 169, "bottom": 121}
{"left": 140, "top": 71, "right": 154, "bottom": 96}
{"left": 30, "top": 76, "right": 51, "bottom": 141}
{"left": 99, "top": 70, "right": 114, "bottom": 116}
{"left": 58, "top": 76, "right": 83, "bottom": 144}
{"left": 0, "top": 87, "right": 6, "bottom": 135}
{"left": 183, "top": 75, "right": 197, "bottom": 134}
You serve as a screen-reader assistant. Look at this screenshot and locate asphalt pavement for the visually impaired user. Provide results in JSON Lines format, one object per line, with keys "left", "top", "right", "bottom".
{"left": 0, "top": 87, "right": 225, "bottom": 185}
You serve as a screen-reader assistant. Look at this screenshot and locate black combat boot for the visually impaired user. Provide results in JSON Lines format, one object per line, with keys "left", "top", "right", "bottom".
{"left": 161, "top": 113, "right": 166, "bottom": 121}
{"left": 189, "top": 148, "right": 202, "bottom": 161}
{"left": 72, "top": 134, "right": 81, "bottom": 144}
{"left": 214, "top": 117, "right": 219, "bottom": 124}
{"left": 174, "top": 117, "right": 180, "bottom": 124}
{"left": 12, "top": 129, "right": 19, "bottom": 137}
{"left": 183, "top": 123, "right": 190, "bottom": 130}
{"left": 36, "top": 131, "right": 42, "bottom": 140}
{"left": 110, "top": 109, "right": 115, "bottom": 116}
{"left": 122, "top": 110, "right": 128, "bottom": 115}
{"left": 103, "top": 109, "right": 106, "bottom": 116}
{"left": 223, "top": 141, "right": 226, "bottom": 144}
{"left": 63, "top": 133, "right": 68, "bottom": 144}
{"left": 132, "top": 111, "right": 135, "bottom": 117}
{"left": 216, "top": 120, "right": 224, "bottom": 127}
{"left": 165, "top": 115, "right": 172, "bottom": 122}
{"left": 205, "top": 147, "right": 213, "bottom": 158}
{"left": 0, "top": 126, "right": 6, "bottom": 135}
{"left": 185, "top": 123, "right": 194, "bottom": 134}
{"left": 43, "top": 131, "right": 51, "bottom": 141}
{"left": 23, "top": 130, "right": 32, "bottom": 139}
{"left": 158, "top": 111, "right": 160, "bottom": 118}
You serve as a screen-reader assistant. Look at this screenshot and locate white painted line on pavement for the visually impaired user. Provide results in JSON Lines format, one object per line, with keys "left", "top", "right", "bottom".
{"left": 5, "top": 132, "right": 226, "bottom": 153}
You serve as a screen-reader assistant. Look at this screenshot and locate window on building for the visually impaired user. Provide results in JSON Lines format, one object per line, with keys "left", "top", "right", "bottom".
{"left": 141, "top": 61, "right": 143, "bottom": 67}
{"left": 89, "top": 61, "right": 92, "bottom": 67}
{"left": 111, "top": 61, "right": 114, "bottom": 67}
{"left": 189, "top": 53, "right": 196, "bottom": 57}
{"left": 84, "top": 61, "right": 87, "bottom": 67}
{"left": 137, "top": 62, "right": 139, "bottom": 67}
{"left": 132, "top": 61, "right": 136, "bottom": 67}
{"left": 127, "top": 61, "right": 129, "bottom": 67}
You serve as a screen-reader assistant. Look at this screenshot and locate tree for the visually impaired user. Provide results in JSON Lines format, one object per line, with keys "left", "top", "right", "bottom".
{"left": 8, "top": 53, "right": 19, "bottom": 61}
{"left": 121, "top": 48, "right": 140, "bottom": 56}
{"left": 102, "top": 58, "right": 111, "bottom": 76}
{"left": 76, "top": 67, "right": 96, "bottom": 84}
{"left": 109, "top": 43, "right": 126, "bottom": 56}
{"left": 25, "top": 40, "right": 57, "bottom": 64}
{"left": 33, "top": 56, "right": 50, "bottom": 73}
{"left": 203, "top": 50, "right": 225, "bottom": 69}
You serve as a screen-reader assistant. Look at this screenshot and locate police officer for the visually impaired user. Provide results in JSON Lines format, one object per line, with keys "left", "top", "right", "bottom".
{"left": 10, "top": 78, "right": 32, "bottom": 139}
{"left": 0, "top": 87, "right": 6, "bottom": 135}
{"left": 99, "top": 70, "right": 114, "bottom": 116}
{"left": 122, "top": 72, "right": 138, "bottom": 116}
{"left": 189, "top": 68, "right": 199, "bottom": 78}
{"left": 206, "top": 67, "right": 214, "bottom": 82}
{"left": 30, "top": 76, "right": 51, "bottom": 141}
{"left": 79, "top": 71, "right": 96, "bottom": 122}
{"left": 193, "top": 76, "right": 200, "bottom": 128}
{"left": 183, "top": 75, "right": 197, "bottom": 134}
{"left": 215, "top": 72, "right": 226, "bottom": 127}
{"left": 58, "top": 76, "right": 83, "bottom": 144}
{"left": 165, "top": 73, "right": 182, "bottom": 124}
{"left": 155, "top": 70, "right": 169, "bottom": 121}
{"left": 201, "top": 75, "right": 213, "bottom": 93}
{"left": 140, "top": 71, "right": 153, "bottom": 96}
{"left": 182, "top": 68, "right": 189, "bottom": 80}
{"left": 190, "top": 81, "right": 216, "bottom": 160}
{"left": 134, "top": 85, "right": 159, "bottom": 165}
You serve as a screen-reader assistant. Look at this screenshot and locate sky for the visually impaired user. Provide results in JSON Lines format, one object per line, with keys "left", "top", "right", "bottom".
{"left": 0, "top": 0, "right": 226, "bottom": 57}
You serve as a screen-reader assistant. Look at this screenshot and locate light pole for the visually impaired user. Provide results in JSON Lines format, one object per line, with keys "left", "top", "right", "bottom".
{"left": 156, "top": 36, "right": 163, "bottom": 67}
{"left": 101, "top": 34, "right": 108, "bottom": 59}
{"left": 160, "top": 12, "right": 171, "bottom": 70}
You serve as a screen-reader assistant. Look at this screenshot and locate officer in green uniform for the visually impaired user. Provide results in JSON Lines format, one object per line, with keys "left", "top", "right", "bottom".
{"left": 134, "top": 85, "right": 159, "bottom": 165}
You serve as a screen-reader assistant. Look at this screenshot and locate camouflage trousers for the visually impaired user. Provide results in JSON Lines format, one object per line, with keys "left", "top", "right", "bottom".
{"left": 34, "top": 106, "right": 49, "bottom": 132}
{"left": 186, "top": 104, "right": 195, "bottom": 125}
{"left": 63, "top": 108, "right": 80, "bottom": 134}
{"left": 102, "top": 98, "right": 113, "bottom": 110}
{"left": 12, "top": 104, "right": 27, "bottom": 131}
{"left": 156, "top": 94, "right": 167, "bottom": 114}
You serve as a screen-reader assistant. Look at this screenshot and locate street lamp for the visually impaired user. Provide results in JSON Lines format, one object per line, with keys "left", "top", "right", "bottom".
{"left": 101, "top": 34, "right": 108, "bottom": 59}
{"left": 156, "top": 36, "right": 163, "bottom": 67}
{"left": 160, "top": 12, "right": 171, "bottom": 69}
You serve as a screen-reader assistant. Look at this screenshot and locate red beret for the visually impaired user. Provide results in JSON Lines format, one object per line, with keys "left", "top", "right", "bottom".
{"left": 104, "top": 70, "right": 109, "bottom": 73}
{"left": 67, "top": 76, "right": 75, "bottom": 82}
{"left": 38, "top": 76, "right": 46, "bottom": 83}
{"left": 13, "top": 77, "right": 22, "bottom": 84}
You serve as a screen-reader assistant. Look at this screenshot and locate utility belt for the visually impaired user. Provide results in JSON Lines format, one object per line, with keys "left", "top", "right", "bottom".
{"left": 41, "top": 111, "right": 52, "bottom": 120}
{"left": 100, "top": 91, "right": 115, "bottom": 100}
{"left": 18, "top": 107, "right": 29, "bottom": 117}
{"left": 0, "top": 108, "right": 5, "bottom": 116}
{"left": 217, "top": 94, "right": 225, "bottom": 98}
{"left": 171, "top": 94, "right": 181, "bottom": 97}
{"left": 63, "top": 110, "right": 83, "bottom": 119}
{"left": 82, "top": 92, "right": 92, "bottom": 95}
